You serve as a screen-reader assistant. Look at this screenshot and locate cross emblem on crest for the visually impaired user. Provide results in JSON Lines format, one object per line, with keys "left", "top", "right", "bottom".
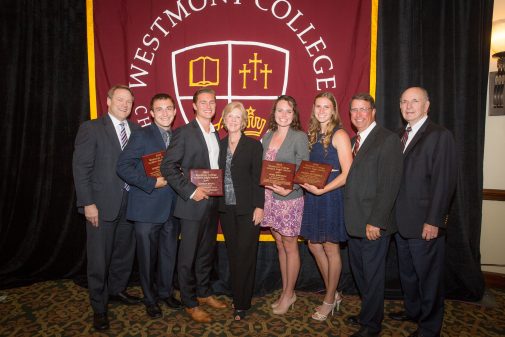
{"left": 171, "top": 41, "right": 289, "bottom": 138}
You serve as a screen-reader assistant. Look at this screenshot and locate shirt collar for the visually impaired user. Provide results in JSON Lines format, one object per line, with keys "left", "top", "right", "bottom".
{"left": 195, "top": 117, "right": 216, "bottom": 134}
{"left": 357, "top": 121, "right": 377, "bottom": 142}
{"left": 108, "top": 112, "right": 126, "bottom": 127}
{"left": 407, "top": 115, "right": 428, "bottom": 134}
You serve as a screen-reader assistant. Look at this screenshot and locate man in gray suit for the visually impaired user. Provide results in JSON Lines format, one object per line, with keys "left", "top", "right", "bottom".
{"left": 73, "top": 85, "right": 141, "bottom": 331}
{"left": 344, "top": 93, "right": 403, "bottom": 337}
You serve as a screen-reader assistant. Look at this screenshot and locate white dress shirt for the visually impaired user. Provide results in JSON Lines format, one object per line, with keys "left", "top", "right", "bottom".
{"left": 195, "top": 118, "right": 220, "bottom": 169}
{"left": 354, "top": 121, "right": 377, "bottom": 152}
{"left": 404, "top": 115, "right": 428, "bottom": 150}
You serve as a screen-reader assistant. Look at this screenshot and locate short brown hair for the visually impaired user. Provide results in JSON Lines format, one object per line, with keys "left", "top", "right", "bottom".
{"left": 150, "top": 93, "right": 175, "bottom": 111}
{"left": 349, "top": 93, "right": 375, "bottom": 110}
{"left": 107, "top": 85, "right": 134, "bottom": 99}
{"left": 192, "top": 87, "right": 216, "bottom": 103}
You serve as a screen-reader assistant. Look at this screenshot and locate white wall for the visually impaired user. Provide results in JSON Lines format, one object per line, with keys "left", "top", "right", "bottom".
{"left": 481, "top": 111, "right": 505, "bottom": 274}
{"left": 481, "top": 0, "right": 505, "bottom": 275}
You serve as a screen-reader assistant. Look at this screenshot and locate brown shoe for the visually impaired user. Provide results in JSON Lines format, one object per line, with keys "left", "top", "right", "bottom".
{"left": 185, "top": 306, "right": 212, "bottom": 323}
{"left": 197, "top": 295, "right": 227, "bottom": 309}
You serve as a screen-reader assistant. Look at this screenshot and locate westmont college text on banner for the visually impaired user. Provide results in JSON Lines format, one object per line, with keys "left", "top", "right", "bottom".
{"left": 87, "top": 0, "right": 377, "bottom": 136}
{"left": 87, "top": 0, "right": 377, "bottom": 240}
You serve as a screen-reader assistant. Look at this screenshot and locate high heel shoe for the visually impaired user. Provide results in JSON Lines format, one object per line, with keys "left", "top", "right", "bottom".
{"left": 271, "top": 298, "right": 280, "bottom": 309}
{"left": 272, "top": 294, "right": 297, "bottom": 315}
{"left": 312, "top": 300, "right": 336, "bottom": 321}
{"left": 335, "top": 292, "right": 343, "bottom": 312}
{"left": 315, "top": 292, "right": 343, "bottom": 312}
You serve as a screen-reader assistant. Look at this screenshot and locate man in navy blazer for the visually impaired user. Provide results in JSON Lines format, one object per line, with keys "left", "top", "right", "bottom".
{"left": 344, "top": 93, "right": 403, "bottom": 337}
{"left": 73, "top": 85, "right": 141, "bottom": 331}
{"left": 389, "top": 87, "right": 457, "bottom": 337}
{"left": 160, "top": 88, "right": 226, "bottom": 323}
{"left": 117, "top": 93, "right": 182, "bottom": 319}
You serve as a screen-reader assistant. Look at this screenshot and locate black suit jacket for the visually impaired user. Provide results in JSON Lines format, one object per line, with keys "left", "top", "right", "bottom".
{"left": 218, "top": 134, "right": 264, "bottom": 214}
{"left": 73, "top": 114, "right": 139, "bottom": 221}
{"left": 160, "top": 119, "right": 220, "bottom": 220}
{"left": 395, "top": 118, "right": 457, "bottom": 238}
{"left": 344, "top": 124, "right": 403, "bottom": 238}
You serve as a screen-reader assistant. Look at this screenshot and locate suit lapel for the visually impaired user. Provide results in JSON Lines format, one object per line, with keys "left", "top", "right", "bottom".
{"left": 103, "top": 115, "right": 122, "bottom": 152}
{"left": 404, "top": 119, "right": 430, "bottom": 156}
{"left": 191, "top": 119, "right": 211, "bottom": 168}
{"left": 353, "top": 125, "right": 379, "bottom": 162}
{"left": 149, "top": 124, "right": 166, "bottom": 150}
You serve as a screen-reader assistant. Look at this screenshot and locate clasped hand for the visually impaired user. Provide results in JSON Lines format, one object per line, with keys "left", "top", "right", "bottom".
{"left": 155, "top": 177, "right": 168, "bottom": 188}
{"left": 366, "top": 224, "right": 381, "bottom": 241}
{"left": 265, "top": 184, "right": 292, "bottom": 196}
{"left": 191, "top": 186, "right": 209, "bottom": 201}
{"left": 300, "top": 183, "right": 325, "bottom": 195}
{"left": 422, "top": 223, "right": 439, "bottom": 241}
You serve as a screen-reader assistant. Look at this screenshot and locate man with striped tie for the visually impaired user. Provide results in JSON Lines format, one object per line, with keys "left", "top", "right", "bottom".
{"left": 344, "top": 93, "right": 403, "bottom": 337}
{"left": 73, "top": 85, "right": 141, "bottom": 331}
{"left": 389, "top": 87, "right": 457, "bottom": 337}
{"left": 117, "top": 93, "right": 182, "bottom": 319}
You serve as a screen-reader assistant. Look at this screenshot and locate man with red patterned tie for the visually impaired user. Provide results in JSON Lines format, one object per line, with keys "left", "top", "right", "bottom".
{"left": 389, "top": 87, "right": 457, "bottom": 337}
{"left": 344, "top": 93, "right": 403, "bottom": 337}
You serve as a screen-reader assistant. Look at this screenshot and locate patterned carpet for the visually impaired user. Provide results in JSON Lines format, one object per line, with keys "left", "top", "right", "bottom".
{"left": 0, "top": 280, "right": 504, "bottom": 337}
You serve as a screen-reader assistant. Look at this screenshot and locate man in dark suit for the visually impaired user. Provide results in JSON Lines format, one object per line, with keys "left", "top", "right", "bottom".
{"left": 116, "top": 93, "right": 182, "bottom": 319}
{"left": 389, "top": 87, "right": 457, "bottom": 337}
{"left": 344, "top": 93, "right": 403, "bottom": 337}
{"left": 160, "top": 88, "right": 226, "bottom": 323}
{"left": 72, "top": 85, "right": 141, "bottom": 331}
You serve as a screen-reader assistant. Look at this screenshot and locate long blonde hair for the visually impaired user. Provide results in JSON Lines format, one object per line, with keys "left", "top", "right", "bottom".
{"left": 308, "top": 92, "right": 341, "bottom": 153}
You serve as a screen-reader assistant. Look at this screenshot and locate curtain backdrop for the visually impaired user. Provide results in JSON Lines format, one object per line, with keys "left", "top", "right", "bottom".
{"left": 0, "top": 0, "right": 492, "bottom": 303}
{"left": 375, "top": 0, "right": 492, "bottom": 301}
{"left": 0, "top": 0, "right": 89, "bottom": 287}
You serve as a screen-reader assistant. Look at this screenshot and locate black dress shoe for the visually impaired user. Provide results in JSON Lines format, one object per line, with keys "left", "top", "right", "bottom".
{"left": 347, "top": 315, "right": 360, "bottom": 326}
{"left": 407, "top": 329, "right": 422, "bottom": 337}
{"left": 407, "top": 329, "right": 428, "bottom": 337}
{"left": 145, "top": 303, "right": 163, "bottom": 319}
{"left": 389, "top": 310, "right": 417, "bottom": 322}
{"left": 109, "top": 291, "right": 142, "bottom": 305}
{"left": 350, "top": 327, "right": 380, "bottom": 337}
{"left": 160, "top": 296, "right": 183, "bottom": 309}
{"left": 93, "top": 312, "right": 109, "bottom": 331}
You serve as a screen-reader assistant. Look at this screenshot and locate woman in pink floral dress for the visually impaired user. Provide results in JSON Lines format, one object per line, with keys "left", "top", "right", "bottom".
{"left": 261, "top": 95, "right": 309, "bottom": 315}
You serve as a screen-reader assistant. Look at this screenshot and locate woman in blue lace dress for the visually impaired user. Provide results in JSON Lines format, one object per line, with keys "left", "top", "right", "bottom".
{"left": 300, "top": 92, "right": 353, "bottom": 321}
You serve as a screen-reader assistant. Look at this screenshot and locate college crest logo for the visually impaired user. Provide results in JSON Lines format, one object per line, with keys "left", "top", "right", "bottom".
{"left": 172, "top": 41, "right": 289, "bottom": 138}
{"left": 90, "top": 0, "right": 374, "bottom": 141}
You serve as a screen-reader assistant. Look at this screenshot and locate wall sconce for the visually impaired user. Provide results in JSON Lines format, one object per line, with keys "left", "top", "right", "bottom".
{"left": 489, "top": 20, "right": 505, "bottom": 115}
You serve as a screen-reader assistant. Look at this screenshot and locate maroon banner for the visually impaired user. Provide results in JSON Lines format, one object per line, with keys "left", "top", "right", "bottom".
{"left": 90, "top": 0, "right": 374, "bottom": 138}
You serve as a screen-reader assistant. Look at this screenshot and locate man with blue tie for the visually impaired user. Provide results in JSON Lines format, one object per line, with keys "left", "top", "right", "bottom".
{"left": 73, "top": 85, "right": 141, "bottom": 331}
{"left": 117, "top": 93, "right": 182, "bottom": 319}
{"left": 389, "top": 87, "right": 457, "bottom": 337}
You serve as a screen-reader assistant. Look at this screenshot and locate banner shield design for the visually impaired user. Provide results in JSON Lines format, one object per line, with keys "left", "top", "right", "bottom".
{"left": 172, "top": 41, "right": 289, "bottom": 138}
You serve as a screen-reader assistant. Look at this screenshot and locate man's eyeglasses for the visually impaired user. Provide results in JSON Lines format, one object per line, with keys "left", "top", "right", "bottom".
{"left": 350, "top": 107, "right": 372, "bottom": 113}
